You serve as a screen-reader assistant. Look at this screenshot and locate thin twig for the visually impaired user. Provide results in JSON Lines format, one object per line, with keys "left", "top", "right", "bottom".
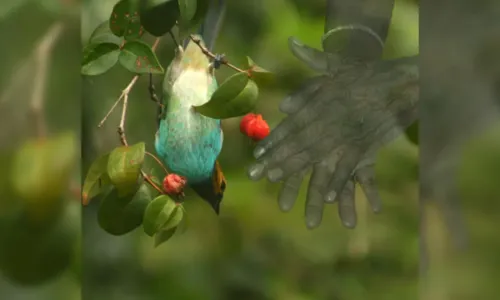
{"left": 97, "top": 37, "right": 165, "bottom": 195}
{"left": 97, "top": 38, "right": 161, "bottom": 128}
{"left": 146, "top": 151, "right": 169, "bottom": 174}
{"left": 189, "top": 35, "right": 249, "bottom": 75}
{"left": 142, "top": 170, "right": 164, "bottom": 194}
{"left": 0, "top": 22, "right": 64, "bottom": 138}
{"left": 168, "top": 30, "right": 179, "bottom": 48}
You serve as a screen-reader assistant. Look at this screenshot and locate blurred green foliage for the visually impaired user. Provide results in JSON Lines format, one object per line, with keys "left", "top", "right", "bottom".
{"left": 0, "top": 0, "right": 499, "bottom": 300}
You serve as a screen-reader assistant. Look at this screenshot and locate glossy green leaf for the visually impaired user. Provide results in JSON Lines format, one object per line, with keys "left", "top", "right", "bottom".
{"left": 97, "top": 184, "right": 150, "bottom": 236}
{"left": 178, "top": 0, "right": 196, "bottom": 22}
{"left": 154, "top": 204, "right": 184, "bottom": 247}
{"left": 139, "top": 0, "right": 179, "bottom": 37}
{"left": 82, "top": 43, "right": 120, "bottom": 76}
{"left": 88, "top": 20, "right": 123, "bottom": 45}
{"left": 195, "top": 72, "right": 260, "bottom": 119}
{"left": 160, "top": 201, "right": 183, "bottom": 231}
{"left": 118, "top": 40, "right": 164, "bottom": 74}
{"left": 109, "top": 0, "right": 144, "bottom": 40}
{"left": 154, "top": 227, "right": 177, "bottom": 247}
{"left": 10, "top": 132, "right": 77, "bottom": 205}
{"left": 245, "top": 56, "right": 274, "bottom": 85}
{"left": 143, "top": 195, "right": 184, "bottom": 237}
{"left": 82, "top": 154, "right": 109, "bottom": 206}
{"left": 107, "top": 142, "right": 145, "bottom": 196}
{"left": 143, "top": 195, "right": 168, "bottom": 236}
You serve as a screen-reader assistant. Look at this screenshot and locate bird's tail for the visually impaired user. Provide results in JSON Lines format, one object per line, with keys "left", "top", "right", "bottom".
{"left": 190, "top": 160, "right": 226, "bottom": 214}
{"left": 182, "top": 0, "right": 226, "bottom": 51}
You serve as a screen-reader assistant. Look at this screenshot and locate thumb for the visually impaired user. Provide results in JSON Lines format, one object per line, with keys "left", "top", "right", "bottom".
{"left": 288, "top": 36, "right": 340, "bottom": 73}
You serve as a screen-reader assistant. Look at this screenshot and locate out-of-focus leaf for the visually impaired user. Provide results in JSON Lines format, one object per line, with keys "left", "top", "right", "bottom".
{"left": 118, "top": 40, "right": 164, "bottom": 74}
{"left": 139, "top": 0, "right": 179, "bottom": 37}
{"left": 0, "top": 202, "right": 77, "bottom": 285}
{"left": 97, "top": 184, "right": 150, "bottom": 236}
{"left": 107, "top": 142, "right": 145, "bottom": 196}
{"left": 178, "top": 0, "right": 196, "bottom": 22}
{"left": 10, "top": 133, "right": 77, "bottom": 213}
{"left": 195, "top": 72, "right": 259, "bottom": 119}
{"left": 0, "top": 0, "right": 29, "bottom": 21}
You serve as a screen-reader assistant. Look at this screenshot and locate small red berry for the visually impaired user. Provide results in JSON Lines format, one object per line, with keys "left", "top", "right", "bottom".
{"left": 163, "top": 173, "right": 187, "bottom": 195}
{"left": 240, "top": 113, "right": 258, "bottom": 134}
{"left": 240, "top": 113, "right": 270, "bottom": 141}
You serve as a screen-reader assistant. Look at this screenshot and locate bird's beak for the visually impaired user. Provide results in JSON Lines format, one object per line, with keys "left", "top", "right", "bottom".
{"left": 212, "top": 200, "right": 221, "bottom": 215}
{"left": 205, "top": 198, "right": 221, "bottom": 215}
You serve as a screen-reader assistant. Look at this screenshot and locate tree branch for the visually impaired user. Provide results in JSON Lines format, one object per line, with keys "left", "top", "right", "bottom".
{"left": 0, "top": 22, "right": 64, "bottom": 138}
{"left": 97, "top": 37, "right": 165, "bottom": 195}
{"left": 189, "top": 35, "right": 249, "bottom": 75}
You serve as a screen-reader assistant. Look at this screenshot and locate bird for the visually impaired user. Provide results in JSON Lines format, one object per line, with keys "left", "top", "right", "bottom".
{"left": 154, "top": 0, "right": 227, "bottom": 214}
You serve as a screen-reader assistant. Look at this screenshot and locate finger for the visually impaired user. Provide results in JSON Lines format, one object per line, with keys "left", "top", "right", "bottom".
{"left": 324, "top": 149, "right": 363, "bottom": 203}
{"left": 278, "top": 168, "right": 309, "bottom": 212}
{"left": 355, "top": 165, "right": 382, "bottom": 213}
{"left": 305, "top": 161, "right": 334, "bottom": 229}
{"left": 253, "top": 82, "right": 336, "bottom": 160}
{"left": 279, "top": 76, "right": 325, "bottom": 114}
{"left": 288, "top": 36, "right": 330, "bottom": 73}
{"left": 338, "top": 179, "right": 357, "bottom": 228}
{"left": 266, "top": 151, "right": 311, "bottom": 183}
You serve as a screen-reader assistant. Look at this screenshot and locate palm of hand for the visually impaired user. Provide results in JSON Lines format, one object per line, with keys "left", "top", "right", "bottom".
{"left": 248, "top": 37, "right": 418, "bottom": 229}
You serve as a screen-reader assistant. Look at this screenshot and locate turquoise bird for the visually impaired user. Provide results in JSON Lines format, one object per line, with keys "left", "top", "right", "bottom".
{"left": 155, "top": 1, "right": 227, "bottom": 214}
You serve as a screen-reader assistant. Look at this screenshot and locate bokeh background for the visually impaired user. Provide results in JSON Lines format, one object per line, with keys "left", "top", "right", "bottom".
{"left": 82, "top": 1, "right": 420, "bottom": 299}
{"left": 1, "top": 0, "right": 499, "bottom": 299}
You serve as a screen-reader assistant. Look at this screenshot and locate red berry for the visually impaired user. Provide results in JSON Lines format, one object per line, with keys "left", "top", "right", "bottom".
{"left": 240, "top": 113, "right": 257, "bottom": 134}
{"left": 248, "top": 115, "right": 270, "bottom": 141}
{"left": 240, "top": 113, "right": 270, "bottom": 141}
{"left": 163, "top": 174, "right": 187, "bottom": 195}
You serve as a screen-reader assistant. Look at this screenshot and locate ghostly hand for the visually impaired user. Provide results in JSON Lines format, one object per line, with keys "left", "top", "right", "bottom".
{"left": 248, "top": 37, "right": 418, "bottom": 229}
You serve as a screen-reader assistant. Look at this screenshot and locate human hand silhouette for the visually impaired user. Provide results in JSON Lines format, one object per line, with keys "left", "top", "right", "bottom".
{"left": 247, "top": 37, "right": 418, "bottom": 229}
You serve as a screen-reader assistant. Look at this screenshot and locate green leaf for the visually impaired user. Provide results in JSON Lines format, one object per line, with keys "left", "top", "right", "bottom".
{"left": 10, "top": 132, "right": 77, "bottom": 206}
{"left": 195, "top": 72, "right": 260, "bottom": 119}
{"left": 118, "top": 40, "right": 164, "bottom": 74}
{"left": 178, "top": 0, "right": 196, "bottom": 22}
{"left": 88, "top": 20, "right": 123, "bottom": 45}
{"left": 154, "top": 227, "right": 177, "bottom": 247}
{"left": 109, "top": 0, "right": 144, "bottom": 40}
{"left": 82, "top": 154, "right": 110, "bottom": 206}
{"left": 140, "top": 0, "right": 179, "bottom": 37}
{"left": 97, "top": 184, "right": 150, "bottom": 236}
{"left": 82, "top": 43, "right": 120, "bottom": 76}
{"left": 245, "top": 56, "right": 274, "bottom": 85}
{"left": 190, "top": 0, "right": 209, "bottom": 26}
{"left": 143, "top": 195, "right": 184, "bottom": 238}
{"left": 143, "top": 195, "right": 168, "bottom": 236}
{"left": 177, "top": 0, "right": 208, "bottom": 39}
{"left": 154, "top": 203, "right": 184, "bottom": 247}
{"left": 107, "top": 142, "right": 145, "bottom": 196}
